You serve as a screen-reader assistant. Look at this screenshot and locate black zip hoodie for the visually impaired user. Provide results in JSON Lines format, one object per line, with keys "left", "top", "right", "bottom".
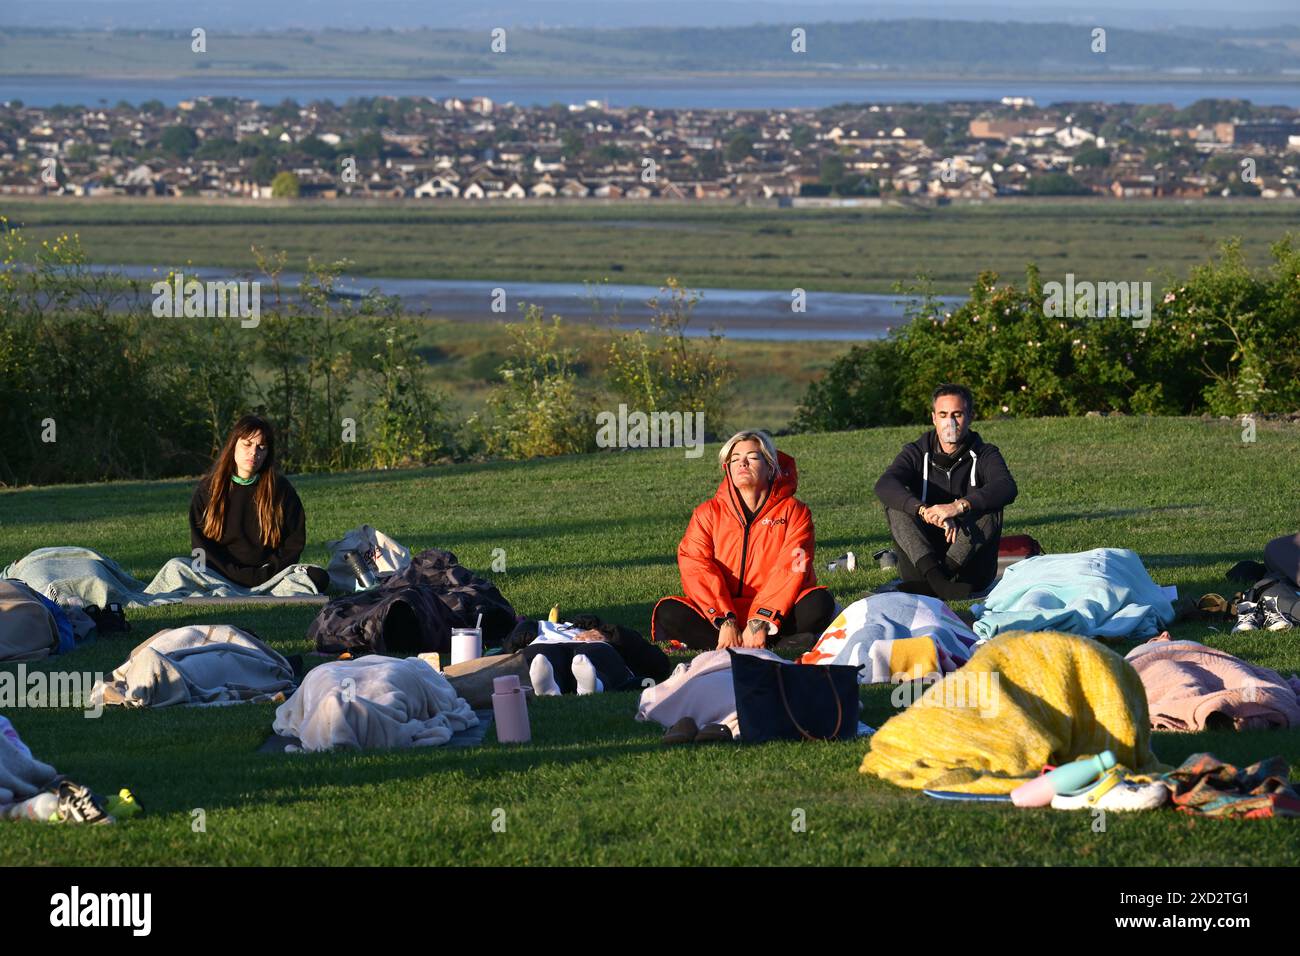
{"left": 874, "top": 429, "right": 1017, "bottom": 518}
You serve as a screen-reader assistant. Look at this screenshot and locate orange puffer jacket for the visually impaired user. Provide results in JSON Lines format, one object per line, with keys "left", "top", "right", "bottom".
{"left": 676, "top": 451, "right": 818, "bottom": 631}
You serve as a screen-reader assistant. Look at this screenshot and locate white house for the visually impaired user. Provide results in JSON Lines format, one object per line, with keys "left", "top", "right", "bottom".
{"left": 414, "top": 176, "right": 460, "bottom": 198}
{"left": 1055, "top": 126, "right": 1097, "bottom": 148}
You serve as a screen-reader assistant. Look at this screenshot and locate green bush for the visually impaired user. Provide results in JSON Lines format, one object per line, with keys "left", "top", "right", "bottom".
{"left": 792, "top": 236, "right": 1300, "bottom": 430}
{"left": 790, "top": 342, "right": 907, "bottom": 432}
{"left": 364, "top": 322, "right": 456, "bottom": 469}
{"left": 480, "top": 305, "right": 597, "bottom": 460}
{"left": 605, "top": 278, "right": 733, "bottom": 439}
{"left": 0, "top": 229, "right": 456, "bottom": 485}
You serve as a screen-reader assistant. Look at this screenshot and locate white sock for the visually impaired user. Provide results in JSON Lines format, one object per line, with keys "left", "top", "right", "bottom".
{"left": 529, "top": 655, "right": 562, "bottom": 697}
{"left": 571, "top": 654, "right": 604, "bottom": 695}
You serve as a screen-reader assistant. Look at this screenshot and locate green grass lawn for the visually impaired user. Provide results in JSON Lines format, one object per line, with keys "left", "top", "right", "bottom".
{"left": 2, "top": 416, "right": 1298, "bottom": 865}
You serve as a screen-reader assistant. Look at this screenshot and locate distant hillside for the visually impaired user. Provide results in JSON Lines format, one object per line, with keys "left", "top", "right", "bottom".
{"left": 580, "top": 19, "right": 1300, "bottom": 74}
{"left": 1, "top": 20, "right": 1298, "bottom": 78}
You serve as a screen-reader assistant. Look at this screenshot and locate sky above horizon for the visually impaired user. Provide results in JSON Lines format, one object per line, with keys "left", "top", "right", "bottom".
{"left": 6, "top": 0, "right": 1297, "bottom": 32}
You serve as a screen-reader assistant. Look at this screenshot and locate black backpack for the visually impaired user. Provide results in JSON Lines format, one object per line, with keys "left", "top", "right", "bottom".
{"left": 308, "top": 548, "right": 515, "bottom": 656}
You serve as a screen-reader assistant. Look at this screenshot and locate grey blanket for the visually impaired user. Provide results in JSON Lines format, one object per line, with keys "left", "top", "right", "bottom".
{"left": 0, "top": 722, "right": 60, "bottom": 804}
{"left": 93, "top": 624, "right": 297, "bottom": 709}
{"left": 4, "top": 546, "right": 319, "bottom": 608}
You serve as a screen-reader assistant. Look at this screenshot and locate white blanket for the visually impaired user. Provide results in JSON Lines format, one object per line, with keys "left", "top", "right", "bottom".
{"left": 636, "top": 648, "right": 782, "bottom": 739}
{"left": 273, "top": 657, "right": 478, "bottom": 752}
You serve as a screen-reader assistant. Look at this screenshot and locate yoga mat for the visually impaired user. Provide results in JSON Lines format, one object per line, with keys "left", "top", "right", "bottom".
{"left": 922, "top": 790, "right": 1013, "bottom": 802}
{"left": 181, "top": 594, "right": 329, "bottom": 606}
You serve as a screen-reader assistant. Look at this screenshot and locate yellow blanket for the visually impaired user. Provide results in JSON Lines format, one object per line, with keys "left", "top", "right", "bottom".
{"left": 860, "top": 631, "right": 1167, "bottom": 793}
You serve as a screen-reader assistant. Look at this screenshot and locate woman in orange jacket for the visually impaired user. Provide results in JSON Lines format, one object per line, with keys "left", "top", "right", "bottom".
{"left": 651, "top": 430, "right": 834, "bottom": 650}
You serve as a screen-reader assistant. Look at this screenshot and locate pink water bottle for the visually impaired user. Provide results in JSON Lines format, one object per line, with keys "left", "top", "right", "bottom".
{"left": 1010, "top": 751, "right": 1116, "bottom": 807}
{"left": 492, "top": 675, "right": 531, "bottom": 744}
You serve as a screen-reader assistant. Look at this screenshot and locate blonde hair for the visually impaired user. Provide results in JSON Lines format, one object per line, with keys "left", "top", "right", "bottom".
{"left": 718, "top": 430, "right": 779, "bottom": 476}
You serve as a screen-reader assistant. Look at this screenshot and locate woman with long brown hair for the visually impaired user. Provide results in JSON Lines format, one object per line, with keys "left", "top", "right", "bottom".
{"left": 189, "top": 414, "right": 327, "bottom": 591}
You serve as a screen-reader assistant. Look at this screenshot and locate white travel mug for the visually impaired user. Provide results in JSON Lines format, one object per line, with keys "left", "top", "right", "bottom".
{"left": 450, "top": 627, "right": 483, "bottom": 665}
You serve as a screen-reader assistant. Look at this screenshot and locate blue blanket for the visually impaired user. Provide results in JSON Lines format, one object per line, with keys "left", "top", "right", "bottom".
{"left": 4, "top": 546, "right": 319, "bottom": 609}
{"left": 972, "top": 548, "right": 1175, "bottom": 640}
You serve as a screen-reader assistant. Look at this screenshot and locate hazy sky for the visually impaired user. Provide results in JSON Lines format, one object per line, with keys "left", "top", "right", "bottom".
{"left": 6, "top": 0, "right": 1297, "bottom": 30}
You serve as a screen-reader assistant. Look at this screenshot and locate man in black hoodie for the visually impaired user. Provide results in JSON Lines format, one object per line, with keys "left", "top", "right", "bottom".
{"left": 873, "top": 384, "right": 1017, "bottom": 600}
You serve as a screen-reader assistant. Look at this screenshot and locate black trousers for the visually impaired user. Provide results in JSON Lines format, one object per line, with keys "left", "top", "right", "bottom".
{"left": 1265, "top": 532, "right": 1300, "bottom": 588}
{"left": 523, "top": 641, "right": 639, "bottom": 693}
{"left": 885, "top": 506, "right": 1002, "bottom": 591}
{"left": 651, "top": 588, "right": 836, "bottom": 651}
{"left": 506, "top": 617, "right": 672, "bottom": 685}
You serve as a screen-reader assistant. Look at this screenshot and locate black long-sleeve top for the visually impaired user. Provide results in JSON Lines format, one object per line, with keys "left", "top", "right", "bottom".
{"left": 188, "top": 474, "right": 307, "bottom": 587}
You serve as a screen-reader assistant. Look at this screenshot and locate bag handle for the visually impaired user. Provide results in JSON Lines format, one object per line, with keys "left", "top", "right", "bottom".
{"left": 775, "top": 663, "right": 843, "bottom": 741}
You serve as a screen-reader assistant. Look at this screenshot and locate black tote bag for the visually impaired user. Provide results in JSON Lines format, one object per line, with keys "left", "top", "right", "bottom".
{"left": 728, "top": 649, "right": 861, "bottom": 743}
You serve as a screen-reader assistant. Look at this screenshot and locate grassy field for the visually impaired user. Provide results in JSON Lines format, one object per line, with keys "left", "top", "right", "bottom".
{"left": 6, "top": 198, "right": 1295, "bottom": 294}
{"left": 1, "top": 416, "right": 1298, "bottom": 866}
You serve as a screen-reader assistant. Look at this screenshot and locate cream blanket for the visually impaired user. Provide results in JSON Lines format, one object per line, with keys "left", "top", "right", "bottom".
{"left": 273, "top": 657, "right": 478, "bottom": 752}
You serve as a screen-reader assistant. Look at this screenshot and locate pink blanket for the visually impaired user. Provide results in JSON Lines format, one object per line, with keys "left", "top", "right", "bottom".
{"left": 1126, "top": 637, "right": 1300, "bottom": 732}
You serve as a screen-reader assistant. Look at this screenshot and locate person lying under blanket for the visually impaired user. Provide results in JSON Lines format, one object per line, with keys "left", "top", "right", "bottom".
{"left": 504, "top": 614, "right": 672, "bottom": 696}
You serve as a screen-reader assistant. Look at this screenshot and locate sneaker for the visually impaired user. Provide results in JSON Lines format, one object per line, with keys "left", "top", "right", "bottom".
{"left": 1050, "top": 769, "right": 1168, "bottom": 812}
{"left": 54, "top": 780, "right": 114, "bottom": 825}
{"left": 1259, "top": 596, "right": 1294, "bottom": 632}
{"left": 1232, "top": 601, "right": 1262, "bottom": 633}
{"left": 86, "top": 603, "right": 130, "bottom": 634}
